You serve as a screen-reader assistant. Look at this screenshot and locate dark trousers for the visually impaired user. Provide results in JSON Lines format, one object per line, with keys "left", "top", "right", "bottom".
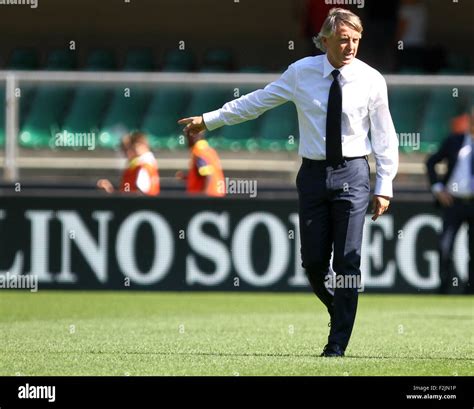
{"left": 439, "top": 197, "right": 474, "bottom": 294}
{"left": 296, "top": 157, "right": 370, "bottom": 351}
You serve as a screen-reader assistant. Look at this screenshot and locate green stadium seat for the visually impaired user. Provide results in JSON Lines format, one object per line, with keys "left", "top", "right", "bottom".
{"left": 397, "top": 68, "right": 424, "bottom": 75}
{"left": 419, "top": 89, "right": 463, "bottom": 153}
{"left": 162, "top": 49, "right": 195, "bottom": 72}
{"left": 96, "top": 49, "right": 154, "bottom": 149}
{"left": 7, "top": 48, "right": 39, "bottom": 70}
{"left": 215, "top": 119, "right": 259, "bottom": 152}
{"left": 212, "top": 66, "right": 268, "bottom": 151}
{"left": 6, "top": 48, "right": 42, "bottom": 120}
{"left": 186, "top": 68, "right": 229, "bottom": 112}
{"left": 203, "top": 48, "right": 234, "bottom": 71}
{"left": 62, "top": 85, "right": 111, "bottom": 139}
{"left": 203, "top": 66, "right": 267, "bottom": 151}
{"left": 397, "top": 53, "right": 425, "bottom": 73}
{"left": 98, "top": 88, "right": 150, "bottom": 149}
{"left": 123, "top": 48, "right": 154, "bottom": 71}
{"left": 0, "top": 84, "right": 33, "bottom": 149}
{"left": 210, "top": 82, "right": 259, "bottom": 151}
{"left": 19, "top": 86, "right": 73, "bottom": 148}
{"left": 446, "top": 52, "right": 472, "bottom": 74}
{"left": 19, "top": 49, "right": 76, "bottom": 148}
{"left": 239, "top": 66, "right": 265, "bottom": 73}
{"left": 85, "top": 49, "right": 116, "bottom": 71}
{"left": 46, "top": 48, "right": 77, "bottom": 70}
{"left": 389, "top": 87, "right": 427, "bottom": 152}
{"left": 469, "top": 91, "right": 474, "bottom": 108}
{"left": 181, "top": 89, "right": 229, "bottom": 150}
{"left": 258, "top": 102, "right": 299, "bottom": 152}
{"left": 19, "top": 48, "right": 73, "bottom": 148}
{"left": 57, "top": 51, "right": 116, "bottom": 150}
{"left": 142, "top": 87, "right": 190, "bottom": 150}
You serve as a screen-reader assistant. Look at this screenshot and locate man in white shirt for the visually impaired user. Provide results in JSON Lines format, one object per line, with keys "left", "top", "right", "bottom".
{"left": 178, "top": 8, "right": 399, "bottom": 357}
{"left": 426, "top": 111, "right": 474, "bottom": 294}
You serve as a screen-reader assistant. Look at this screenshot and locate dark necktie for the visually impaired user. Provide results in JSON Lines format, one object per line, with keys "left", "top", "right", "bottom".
{"left": 326, "top": 70, "right": 343, "bottom": 167}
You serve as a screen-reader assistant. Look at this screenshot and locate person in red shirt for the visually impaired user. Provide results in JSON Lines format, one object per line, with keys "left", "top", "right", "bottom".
{"left": 97, "top": 132, "right": 160, "bottom": 196}
{"left": 176, "top": 131, "right": 225, "bottom": 197}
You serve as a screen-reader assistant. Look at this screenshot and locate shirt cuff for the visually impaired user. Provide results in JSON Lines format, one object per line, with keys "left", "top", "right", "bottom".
{"left": 374, "top": 178, "right": 393, "bottom": 198}
{"left": 431, "top": 182, "right": 445, "bottom": 194}
{"left": 202, "top": 110, "right": 224, "bottom": 131}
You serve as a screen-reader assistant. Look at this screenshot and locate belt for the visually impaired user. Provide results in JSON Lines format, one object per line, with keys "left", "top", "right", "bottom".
{"left": 302, "top": 155, "right": 367, "bottom": 166}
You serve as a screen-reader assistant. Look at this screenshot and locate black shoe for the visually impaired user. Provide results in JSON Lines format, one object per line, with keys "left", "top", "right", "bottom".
{"left": 320, "top": 344, "right": 344, "bottom": 357}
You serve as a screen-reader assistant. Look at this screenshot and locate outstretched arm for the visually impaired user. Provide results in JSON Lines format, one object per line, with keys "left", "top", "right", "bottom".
{"left": 178, "top": 64, "right": 297, "bottom": 135}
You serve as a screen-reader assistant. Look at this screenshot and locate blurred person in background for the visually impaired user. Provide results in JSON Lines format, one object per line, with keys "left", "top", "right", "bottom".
{"left": 396, "top": 0, "right": 428, "bottom": 71}
{"left": 301, "top": 0, "right": 341, "bottom": 55}
{"left": 97, "top": 131, "right": 160, "bottom": 196}
{"left": 426, "top": 111, "right": 474, "bottom": 294}
{"left": 362, "top": 0, "right": 400, "bottom": 72}
{"left": 176, "top": 130, "right": 225, "bottom": 197}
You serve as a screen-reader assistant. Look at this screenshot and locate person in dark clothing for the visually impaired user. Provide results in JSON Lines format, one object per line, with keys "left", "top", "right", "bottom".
{"left": 425, "top": 111, "right": 474, "bottom": 294}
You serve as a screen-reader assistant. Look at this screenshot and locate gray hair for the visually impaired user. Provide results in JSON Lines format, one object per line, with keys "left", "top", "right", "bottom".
{"left": 313, "top": 8, "right": 363, "bottom": 52}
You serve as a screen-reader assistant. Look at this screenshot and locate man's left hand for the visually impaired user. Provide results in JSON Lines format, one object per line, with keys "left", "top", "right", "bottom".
{"left": 371, "top": 195, "right": 390, "bottom": 221}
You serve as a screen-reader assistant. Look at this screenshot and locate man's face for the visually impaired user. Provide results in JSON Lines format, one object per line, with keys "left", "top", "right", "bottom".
{"left": 323, "top": 23, "right": 361, "bottom": 68}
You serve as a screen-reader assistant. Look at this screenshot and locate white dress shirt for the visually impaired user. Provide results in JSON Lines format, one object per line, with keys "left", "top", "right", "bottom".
{"left": 432, "top": 134, "right": 474, "bottom": 198}
{"left": 203, "top": 54, "right": 399, "bottom": 197}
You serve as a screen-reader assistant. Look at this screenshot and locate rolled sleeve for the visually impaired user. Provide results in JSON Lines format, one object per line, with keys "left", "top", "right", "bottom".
{"left": 369, "top": 74, "right": 399, "bottom": 198}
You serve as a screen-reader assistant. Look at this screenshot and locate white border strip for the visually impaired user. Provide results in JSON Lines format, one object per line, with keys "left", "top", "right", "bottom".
{"left": 0, "top": 71, "right": 472, "bottom": 87}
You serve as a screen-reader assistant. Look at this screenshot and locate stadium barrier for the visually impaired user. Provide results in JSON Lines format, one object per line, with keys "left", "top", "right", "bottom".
{"left": 0, "top": 71, "right": 473, "bottom": 181}
{"left": 0, "top": 194, "right": 468, "bottom": 293}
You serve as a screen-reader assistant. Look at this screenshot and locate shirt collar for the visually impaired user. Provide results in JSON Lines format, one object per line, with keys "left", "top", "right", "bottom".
{"left": 323, "top": 54, "right": 356, "bottom": 81}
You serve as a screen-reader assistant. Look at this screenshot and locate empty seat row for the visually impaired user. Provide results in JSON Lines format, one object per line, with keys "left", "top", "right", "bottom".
{"left": 15, "top": 84, "right": 299, "bottom": 153}
{"left": 0, "top": 85, "right": 472, "bottom": 153}
{"left": 2, "top": 47, "right": 235, "bottom": 72}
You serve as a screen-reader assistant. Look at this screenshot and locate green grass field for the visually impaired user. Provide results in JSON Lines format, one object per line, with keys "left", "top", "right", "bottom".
{"left": 0, "top": 291, "right": 472, "bottom": 376}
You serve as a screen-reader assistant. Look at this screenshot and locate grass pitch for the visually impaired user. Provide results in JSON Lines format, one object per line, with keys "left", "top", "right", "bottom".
{"left": 0, "top": 291, "right": 472, "bottom": 376}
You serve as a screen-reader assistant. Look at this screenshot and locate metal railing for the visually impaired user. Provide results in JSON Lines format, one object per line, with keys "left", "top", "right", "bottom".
{"left": 1, "top": 70, "right": 473, "bottom": 182}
